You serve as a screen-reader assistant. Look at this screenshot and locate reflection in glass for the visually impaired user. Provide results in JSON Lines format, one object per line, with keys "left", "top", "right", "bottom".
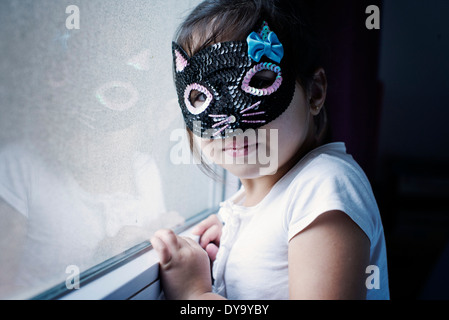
{"left": 0, "top": 0, "right": 207, "bottom": 299}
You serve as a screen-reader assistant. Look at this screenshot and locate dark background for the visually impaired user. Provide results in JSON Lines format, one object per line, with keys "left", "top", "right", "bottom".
{"left": 317, "top": 0, "right": 449, "bottom": 299}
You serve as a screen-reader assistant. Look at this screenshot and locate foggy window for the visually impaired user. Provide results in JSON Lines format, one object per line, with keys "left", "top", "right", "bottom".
{"left": 0, "top": 0, "right": 213, "bottom": 299}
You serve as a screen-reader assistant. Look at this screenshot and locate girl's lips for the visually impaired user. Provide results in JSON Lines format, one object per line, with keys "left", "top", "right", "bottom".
{"left": 223, "top": 143, "right": 258, "bottom": 157}
{"left": 223, "top": 141, "right": 248, "bottom": 151}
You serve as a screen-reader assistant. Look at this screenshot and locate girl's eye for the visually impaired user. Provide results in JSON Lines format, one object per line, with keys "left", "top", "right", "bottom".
{"left": 249, "top": 70, "right": 276, "bottom": 89}
{"left": 183, "top": 83, "right": 212, "bottom": 115}
{"left": 241, "top": 63, "right": 283, "bottom": 96}
{"left": 189, "top": 90, "right": 208, "bottom": 108}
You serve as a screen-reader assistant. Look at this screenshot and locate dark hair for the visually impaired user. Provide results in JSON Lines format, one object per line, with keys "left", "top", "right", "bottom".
{"left": 174, "top": 0, "right": 327, "bottom": 179}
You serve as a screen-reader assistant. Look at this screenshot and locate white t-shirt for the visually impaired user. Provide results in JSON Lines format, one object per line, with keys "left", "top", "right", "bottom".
{"left": 212, "top": 142, "right": 390, "bottom": 300}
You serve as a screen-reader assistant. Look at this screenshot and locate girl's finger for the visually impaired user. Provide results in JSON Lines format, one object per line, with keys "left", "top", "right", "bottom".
{"left": 205, "top": 243, "right": 219, "bottom": 262}
{"left": 150, "top": 235, "right": 172, "bottom": 266}
{"left": 192, "top": 214, "right": 220, "bottom": 235}
{"left": 199, "top": 224, "right": 220, "bottom": 248}
{"left": 181, "top": 236, "right": 201, "bottom": 249}
{"left": 153, "top": 229, "right": 179, "bottom": 252}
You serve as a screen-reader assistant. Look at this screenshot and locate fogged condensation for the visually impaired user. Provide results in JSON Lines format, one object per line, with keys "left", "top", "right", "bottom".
{"left": 0, "top": 0, "right": 209, "bottom": 299}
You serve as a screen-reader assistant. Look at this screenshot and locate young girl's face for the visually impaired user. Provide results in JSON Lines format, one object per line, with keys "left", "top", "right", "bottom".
{"left": 194, "top": 81, "right": 317, "bottom": 179}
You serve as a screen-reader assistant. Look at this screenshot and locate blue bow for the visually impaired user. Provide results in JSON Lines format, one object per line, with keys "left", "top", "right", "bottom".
{"left": 247, "top": 31, "right": 284, "bottom": 63}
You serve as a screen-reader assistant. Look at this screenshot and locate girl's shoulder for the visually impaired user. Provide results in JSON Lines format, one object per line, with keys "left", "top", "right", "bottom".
{"left": 287, "top": 142, "right": 369, "bottom": 188}
{"left": 283, "top": 143, "right": 381, "bottom": 242}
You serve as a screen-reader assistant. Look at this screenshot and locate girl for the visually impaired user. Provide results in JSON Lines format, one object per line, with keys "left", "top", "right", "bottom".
{"left": 151, "top": 0, "right": 389, "bottom": 300}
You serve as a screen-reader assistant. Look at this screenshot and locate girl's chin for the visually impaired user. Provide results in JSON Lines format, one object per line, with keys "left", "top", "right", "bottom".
{"left": 218, "top": 163, "right": 267, "bottom": 179}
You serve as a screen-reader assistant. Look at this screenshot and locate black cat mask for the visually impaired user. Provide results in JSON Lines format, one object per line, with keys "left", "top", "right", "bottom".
{"left": 172, "top": 22, "right": 295, "bottom": 139}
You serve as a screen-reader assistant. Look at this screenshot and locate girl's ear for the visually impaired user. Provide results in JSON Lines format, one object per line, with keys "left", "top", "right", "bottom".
{"left": 308, "top": 68, "right": 327, "bottom": 116}
{"left": 172, "top": 42, "right": 190, "bottom": 73}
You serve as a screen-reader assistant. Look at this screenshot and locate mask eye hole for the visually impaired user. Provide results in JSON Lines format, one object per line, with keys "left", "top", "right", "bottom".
{"left": 249, "top": 70, "right": 276, "bottom": 89}
{"left": 184, "top": 83, "right": 213, "bottom": 115}
{"left": 189, "top": 90, "right": 208, "bottom": 109}
{"left": 242, "top": 62, "right": 283, "bottom": 96}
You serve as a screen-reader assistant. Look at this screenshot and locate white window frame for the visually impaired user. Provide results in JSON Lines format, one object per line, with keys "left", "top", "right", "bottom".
{"left": 30, "top": 167, "right": 240, "bottom": 300}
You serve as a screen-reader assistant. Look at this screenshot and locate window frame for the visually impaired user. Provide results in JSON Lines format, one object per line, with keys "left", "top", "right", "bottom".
{"left": 29, "top": 168, "right": 240, "bottom": 300}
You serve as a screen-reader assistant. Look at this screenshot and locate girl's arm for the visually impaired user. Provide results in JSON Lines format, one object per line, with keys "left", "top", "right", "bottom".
{"left": 151, "top": 229, "right": 226, "bottom": 300}
{"left": 152, "top": 210, "right": 369, "bottom": 300}
{"left": 288, "top": 210, "right": 370, "bottom": 300}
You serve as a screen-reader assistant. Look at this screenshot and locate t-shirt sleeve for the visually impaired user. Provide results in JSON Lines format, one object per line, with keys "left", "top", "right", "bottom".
{"left": 0, "top": 145, "right": 30, "bottom": 218}
{"left": 286, "top": 155, "right": 379, "bottom": 243}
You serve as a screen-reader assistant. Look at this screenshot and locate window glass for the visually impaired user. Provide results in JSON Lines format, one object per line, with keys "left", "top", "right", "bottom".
{"left": 0, "top": 0, "right": 208, "bottom": 299}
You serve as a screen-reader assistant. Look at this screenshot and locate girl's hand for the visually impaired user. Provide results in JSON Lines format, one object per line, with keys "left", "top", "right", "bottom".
{"left": 151, "top": 229, "right": 212, "bottom": 300}
{"left": 191, "top": 214, "right": 222, "bottom": 262}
